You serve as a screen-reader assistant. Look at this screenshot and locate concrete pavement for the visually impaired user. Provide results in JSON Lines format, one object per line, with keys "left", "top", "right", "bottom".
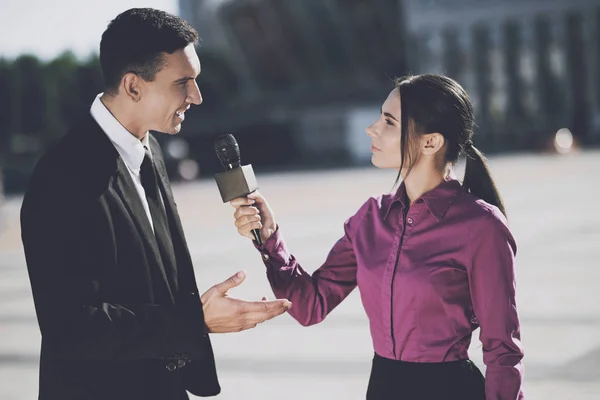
{"left": 1, "top": 150, "right": 599, "bottom": 399}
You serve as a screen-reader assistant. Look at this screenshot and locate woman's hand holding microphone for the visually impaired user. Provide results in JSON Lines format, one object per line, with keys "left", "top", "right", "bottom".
{"left": 229, "top": 191, "right": 276, "bottom": 244}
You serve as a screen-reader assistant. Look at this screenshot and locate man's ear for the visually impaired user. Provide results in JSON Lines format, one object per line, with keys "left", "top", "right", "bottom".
{"left": 121, "top": 72, "right": 142, "bottom": 102}
{"left": 421, "top": 133, "right": 445, "bottom": 156}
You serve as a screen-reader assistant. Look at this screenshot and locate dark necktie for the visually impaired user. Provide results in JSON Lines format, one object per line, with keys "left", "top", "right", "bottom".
{"left": 140, "top": 147, "right": 178, "bottom": 303}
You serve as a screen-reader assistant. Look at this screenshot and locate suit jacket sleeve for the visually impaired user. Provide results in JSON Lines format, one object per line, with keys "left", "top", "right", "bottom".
{"left": 21, "top": 161, "right": 206, "bottom": 362}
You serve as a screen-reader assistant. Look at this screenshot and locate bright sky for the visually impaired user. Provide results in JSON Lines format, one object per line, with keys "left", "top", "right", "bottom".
{"left": 0, "top": 0, "right": 178, "bottom": 60}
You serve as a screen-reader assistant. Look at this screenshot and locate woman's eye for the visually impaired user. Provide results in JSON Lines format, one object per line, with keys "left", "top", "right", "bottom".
{"left": 385, "top": 119, "right": 393, "bottom": 126}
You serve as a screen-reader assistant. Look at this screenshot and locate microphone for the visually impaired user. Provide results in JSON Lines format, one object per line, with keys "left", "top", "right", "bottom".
{"left": 213, "top": 134, "right": 263, "bottom": 245}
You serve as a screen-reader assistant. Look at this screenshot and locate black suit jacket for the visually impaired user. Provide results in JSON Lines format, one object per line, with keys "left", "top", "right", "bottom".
{"left": 20, "top": 114, "right": 221, "bottom": 399}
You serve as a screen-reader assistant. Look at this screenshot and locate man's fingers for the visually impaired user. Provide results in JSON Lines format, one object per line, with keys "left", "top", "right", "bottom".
{"left": 241, "top": 313, "right": 272, "bottom": 328}
{"left": 240, "top": 305, "right": 290, "bottom": 329}
{"left": 240, "top": 299, "right": 291, "bottom": 315}
{"left": 213, "top": 270, "right": 246, "bottom": 294}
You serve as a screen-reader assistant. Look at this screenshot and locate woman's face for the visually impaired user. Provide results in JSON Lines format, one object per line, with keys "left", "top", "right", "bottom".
{"left": 366, "top": 88, "right": 404, "bottom": 170}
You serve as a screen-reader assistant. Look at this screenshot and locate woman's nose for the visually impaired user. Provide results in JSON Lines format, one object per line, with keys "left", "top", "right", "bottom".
{"left": 366, "top": 123, "right": 377, "bottom": 138}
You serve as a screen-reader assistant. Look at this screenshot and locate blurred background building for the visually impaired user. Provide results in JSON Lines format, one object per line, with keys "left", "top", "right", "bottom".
{"left": 1, "top": 0, "right": 599, "bottom": 193}
{"left": 174, "top": 0, "right": 600, "bottom": 178}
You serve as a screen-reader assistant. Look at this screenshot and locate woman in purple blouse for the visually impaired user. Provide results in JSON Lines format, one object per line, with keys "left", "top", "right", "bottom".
{"left": 230, "top": 74, "right": 524, "bottom": 400}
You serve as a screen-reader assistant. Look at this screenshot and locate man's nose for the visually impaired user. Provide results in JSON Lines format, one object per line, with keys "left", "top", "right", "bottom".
{"left": 188, "top": 80, "right": 202, "bottom": 105}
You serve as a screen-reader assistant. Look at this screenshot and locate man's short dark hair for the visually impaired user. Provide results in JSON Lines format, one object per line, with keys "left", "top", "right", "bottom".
{"left": 100, "top": 8, "right": 199, "bottom": 96}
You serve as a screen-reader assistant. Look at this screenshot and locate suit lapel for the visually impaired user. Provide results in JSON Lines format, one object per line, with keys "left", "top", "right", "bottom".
{"left": 114, "top": 158, "right": 154, "bottom": 241}
{"left": 112, "top": 155, "right": 175, "bottom": 304}
{"left": 149, "top": 138, "right": 197, "bottom": 294}
{"left": 149, "top": 138, "right": 184, "bottom": 244}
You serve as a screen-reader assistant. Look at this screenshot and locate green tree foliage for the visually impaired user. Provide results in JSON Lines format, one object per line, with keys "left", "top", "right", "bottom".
{"left": 0, "top": 53, "right": 103, "bottom": 192}
{"left": 0, "top": 53, "right": 104, "bottom": 155}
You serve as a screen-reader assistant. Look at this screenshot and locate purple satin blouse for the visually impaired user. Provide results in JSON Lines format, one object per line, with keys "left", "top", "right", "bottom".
{"left": 256, "top": 178, "right": 524, "bottom": 399}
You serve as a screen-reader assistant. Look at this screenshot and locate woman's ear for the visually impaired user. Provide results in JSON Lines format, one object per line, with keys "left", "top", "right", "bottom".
{"left": 421, "top": 133, "right": 445, "bottom": 156}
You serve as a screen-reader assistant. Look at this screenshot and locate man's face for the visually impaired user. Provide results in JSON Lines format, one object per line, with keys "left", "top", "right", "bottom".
{"left": 138, "top": 43, "right": 202, "bottom": 135}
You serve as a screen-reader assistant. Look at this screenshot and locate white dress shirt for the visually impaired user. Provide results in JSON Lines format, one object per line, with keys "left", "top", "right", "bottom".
{"left": 90, "top": 93, "right": 156, "bottom": 231}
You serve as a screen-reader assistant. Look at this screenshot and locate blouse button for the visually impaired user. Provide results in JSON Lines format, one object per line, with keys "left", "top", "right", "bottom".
{"left": 262, "top": 254, "right": 270, "bottom": 261}
{"left": 407, "top": 217, "right": 414, "bottom": 225}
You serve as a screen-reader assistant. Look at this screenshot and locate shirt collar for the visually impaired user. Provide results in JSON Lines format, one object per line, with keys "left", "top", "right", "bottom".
{"left": 90, "top": 93, "right": 151, "bottom": 172}
{"left": 384, "top": 176, "right": 463, "bottom": 221}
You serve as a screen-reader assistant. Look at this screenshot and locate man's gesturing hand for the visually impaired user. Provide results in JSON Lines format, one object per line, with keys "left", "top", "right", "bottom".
{"left": 201, "top": 270, "right": 292, "bottom": 333}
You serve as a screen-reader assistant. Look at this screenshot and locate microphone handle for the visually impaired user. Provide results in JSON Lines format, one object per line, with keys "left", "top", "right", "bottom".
{"left": 251, "top": 228, "right": 263, "bottom": 246}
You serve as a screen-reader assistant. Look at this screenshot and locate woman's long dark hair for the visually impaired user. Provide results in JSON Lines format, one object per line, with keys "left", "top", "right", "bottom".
{"left": 395, "top": 74, "right": 506, "bottom": 216}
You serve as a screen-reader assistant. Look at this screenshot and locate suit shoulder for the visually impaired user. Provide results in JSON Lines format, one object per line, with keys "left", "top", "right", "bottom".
{"left": 26, "top": 117, "right": 103, "bottom": 194}
{"left": 29, "top": 133, "right": 79, "bottom": 184}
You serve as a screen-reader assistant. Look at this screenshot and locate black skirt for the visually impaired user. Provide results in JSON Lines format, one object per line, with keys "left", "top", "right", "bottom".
{"left": 366, "top": 353, "right": 485, "bottom": 400}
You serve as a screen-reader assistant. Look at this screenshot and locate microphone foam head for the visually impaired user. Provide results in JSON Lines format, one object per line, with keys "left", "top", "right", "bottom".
{"left": 214, "top": 133, "right": 241, "bottom": 169}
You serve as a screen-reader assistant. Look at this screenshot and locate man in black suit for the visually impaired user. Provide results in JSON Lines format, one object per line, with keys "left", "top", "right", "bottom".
{"left": 20, "top": 8, "right": 291, "bottom": 400}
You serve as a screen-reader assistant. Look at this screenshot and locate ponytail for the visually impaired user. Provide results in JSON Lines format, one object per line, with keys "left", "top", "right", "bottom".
{"left": 462, "top": 143, "right": 507, "bottom": 217}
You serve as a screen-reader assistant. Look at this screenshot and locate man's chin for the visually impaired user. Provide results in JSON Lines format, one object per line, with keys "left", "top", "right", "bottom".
{"left": 170, "top": 124, "right": 182, "bottom": 134}
{"left": 157, "top": 124, "right": 182, "bottom": 135}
